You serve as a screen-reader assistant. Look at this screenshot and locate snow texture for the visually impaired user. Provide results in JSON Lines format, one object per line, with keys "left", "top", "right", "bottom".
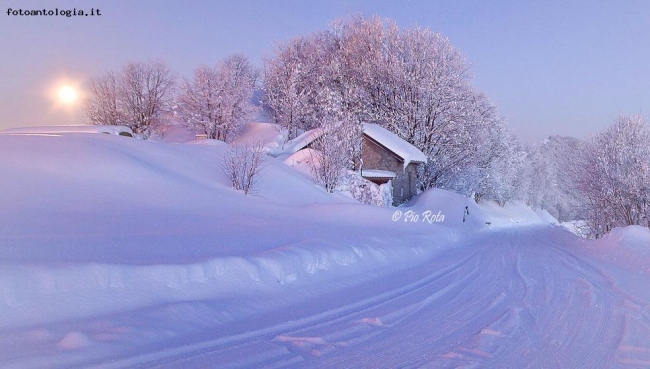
{"left": 1, "top": 132, "right": 649, "bottom": 368}
{"left": 362, "top": 123, "right": 427, "bottom": 166}
{"left": 360, "top": 169, "right": 396, "bottom": 178}
{"left": 0, "top": 125, "right": 133, "bottom": 136}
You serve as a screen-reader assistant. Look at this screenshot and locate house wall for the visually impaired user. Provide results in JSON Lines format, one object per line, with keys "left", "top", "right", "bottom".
{"left": 358, "top": 135, "right": 418, "bottom": 205}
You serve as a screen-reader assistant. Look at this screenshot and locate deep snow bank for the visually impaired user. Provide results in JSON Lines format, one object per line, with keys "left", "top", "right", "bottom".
{"left": 401, "top": 188, "right": 557, "bottom": 230}
{"left": 577, "top": 225, "right": 650, "bottom": 274}
{"left": 0, "top": 132, "right": 560, "bottom": 367}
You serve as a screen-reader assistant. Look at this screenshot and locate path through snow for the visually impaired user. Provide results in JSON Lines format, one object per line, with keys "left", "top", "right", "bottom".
{"left": 97, "top": 227, "right": 650, "bottom": 368}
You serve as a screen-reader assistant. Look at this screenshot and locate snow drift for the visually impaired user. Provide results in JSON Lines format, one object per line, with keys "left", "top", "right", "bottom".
{"left": 0, "top": 132, "right": 604, "bottom": 368}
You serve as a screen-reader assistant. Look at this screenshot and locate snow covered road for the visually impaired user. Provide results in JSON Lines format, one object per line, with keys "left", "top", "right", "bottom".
{"left": 3, "top": 134, "right": 649, "bottom": 368}
{"left": 99, "top": 227, "right": 650, "bottom": 368}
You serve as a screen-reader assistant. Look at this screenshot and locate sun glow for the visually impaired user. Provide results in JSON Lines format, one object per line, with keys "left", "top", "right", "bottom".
{"left": 57, "top": 85, "right": 78, "bottom": 104}
{"left": 48, "top": 77, "right": 83, "bottom": 111}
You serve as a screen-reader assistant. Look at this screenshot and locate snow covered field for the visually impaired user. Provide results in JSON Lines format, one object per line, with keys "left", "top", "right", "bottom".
{"left": 1, "top": 132, "right": 650, "bottom": 368}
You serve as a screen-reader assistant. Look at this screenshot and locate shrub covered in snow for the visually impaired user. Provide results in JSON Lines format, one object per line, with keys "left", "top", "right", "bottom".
{"left": 338, "top": 171, "right": 393, "bottom": 207}
{"left": 221, "top": 143, "right": 265, "bottom": 195}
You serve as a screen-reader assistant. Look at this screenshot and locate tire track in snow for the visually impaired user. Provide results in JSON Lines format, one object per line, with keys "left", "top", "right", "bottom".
{"left": 109, "top": 227, "right": 650, "bottom": 368}
{"left": 546, "top": 245, "right": 625, "bottom": 368}
{"left": 300, "top": 233, "right": 528, "bottom": 368}
{"left": 469, "top": 230, "right": 626, "bottom": 368}
{"left": 97, "top": 246, "right": 484, "bottom": 369}
{"left": 300, "top": 229, "right": 631, "bottom": 368}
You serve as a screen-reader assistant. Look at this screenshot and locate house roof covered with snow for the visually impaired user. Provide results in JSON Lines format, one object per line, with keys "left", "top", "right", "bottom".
{"left": 275, "top": 123, "right": 427, "bottom": 166}
{"left": 362, "top": 123, "right": 427, "bottom": 165}
{"left": 286, "top": 127, "right": 325, "bottom": 153}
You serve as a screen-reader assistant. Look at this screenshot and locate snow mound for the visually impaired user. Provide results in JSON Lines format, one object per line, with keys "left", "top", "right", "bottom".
{"left": 578, "top": 226, "right": 650, "bottom": 274}
{"left": 0, "top": 131, "right": 582, "bottom": 368}
{"left": 477, "top": 199, "right": 558, "bottom": 228}
{"left": 279, "top": 147, "right": 319, "bottom": 178}
{"left": 231, "top": 122, "right": 285, "bottom": 151}
{"left": 402, "top": 188, "right": 557, "bottom": 230}
{"left": 600, "top": 225, "right": 650, "bottom": 248}
{"left": 160, "top": 124, "right": 200, "bottom": 143}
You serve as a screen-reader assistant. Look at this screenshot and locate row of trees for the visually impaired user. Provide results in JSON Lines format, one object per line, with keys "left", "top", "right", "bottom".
{"left": 84, "top": 16, "right": 527, "bottom": 205}
{"left": 84, "top": 60, "right": 175, "bottom": 139}
{"left": 574, "top": 115, "right": 650, "bottom": 237}
{"left": 84, "top": 16, "right": 650, "bottom": 238}
{"left": 84, "top": 56, "right": 257, "bottom": 140}
{"left": 515, "top": 115, "right": 650, "bottom": 238}
{"left": 263, "top": 16, "right": 519, "bottom": 202}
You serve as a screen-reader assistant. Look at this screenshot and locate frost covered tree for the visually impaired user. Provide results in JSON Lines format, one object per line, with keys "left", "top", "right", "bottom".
{"left": 519, "top": 136, "right": 584, "bottom": 221}
{"left": 263, "top": 36, "right": 318, "bottom": 140}
{"left": 84, "top": 60, "right": 176, "bottom": 139}
{"left": 575, "top": 115, "right": 650, "bottom": 237}
{"left": 466, "top": 121, "right": 526, "bottom": 205}
{"left": 326, "top": 16, "right": 490, "bottom": 193}
{"left": 263, "top": 15, "right": 513, "bottom": 202}
{"left": 178, "top": 55, "right": 257, "bottom": 142}
{"left": 309, "top": 118, "right": 360, "bottom": 193}
{"left": 83, "top": 71, "right": 123, "bottom": 126}
{"left": 263, "top": 31, "right": 360, "bottom": 141}
{"left": 416, "top": 89, "right": 501, "bottom": 192}
{"left": 118, "top": 60, "right": 176, "bottom": 139}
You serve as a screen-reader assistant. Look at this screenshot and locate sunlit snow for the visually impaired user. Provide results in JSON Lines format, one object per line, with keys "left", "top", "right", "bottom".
{"left": 1, "top": 131, "right": 649, "bottom": 368}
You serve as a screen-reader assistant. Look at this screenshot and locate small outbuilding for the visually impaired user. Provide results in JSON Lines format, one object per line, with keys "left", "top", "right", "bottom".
{"left": 281, "top": 122, "right": 427, "bottom": 206}
{"left": 357, "top": 123, "right": 427, "bottom": 205}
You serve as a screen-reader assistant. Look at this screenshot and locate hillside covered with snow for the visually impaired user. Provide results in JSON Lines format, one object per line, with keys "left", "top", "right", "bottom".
{"left": 1, "top": 132, "right": 650, "bottom": 368}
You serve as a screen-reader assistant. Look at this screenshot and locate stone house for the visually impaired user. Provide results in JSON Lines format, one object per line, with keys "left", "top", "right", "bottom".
{"left": 356, "top": 123, "right": 427, "bottom": 205}
{"left": 282, "top": 123, "right": 427, "bottom": 206}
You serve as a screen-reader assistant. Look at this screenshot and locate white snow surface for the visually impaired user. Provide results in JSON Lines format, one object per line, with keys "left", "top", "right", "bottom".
{"left": 232, "top": 122, "right": 286, "bottom": 150}
{"left": 360, "top": 169, "right": 395, "bottom": 178}
{"left": 269, "top": 127, "right": 325, "bottom": 157}
{"left": 1, "top": 133, "right": 650, "bottom": 368}
{"left": 362, "top": 123, "right": 427, "bottom": 165}
{"left": 0, "top": 125, "right": 133, "bottom": 136}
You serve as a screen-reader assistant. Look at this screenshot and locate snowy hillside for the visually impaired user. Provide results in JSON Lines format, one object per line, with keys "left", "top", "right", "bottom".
{"left": 1, "top": 133, "right": 650, "bottom": 368}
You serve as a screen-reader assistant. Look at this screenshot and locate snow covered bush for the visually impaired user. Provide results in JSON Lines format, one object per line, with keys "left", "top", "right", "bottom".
{"left": 222, "top": 143, "right": 265, "bottom": 195}
{"left": 338, "top": 171, "right": 393, "bottom": 206}
{"left": 309, "top": 132, "right": 348, "bottom": 193}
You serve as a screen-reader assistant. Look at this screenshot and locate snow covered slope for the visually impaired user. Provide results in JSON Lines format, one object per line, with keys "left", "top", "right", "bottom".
{"left": 1, "top": 133, "right": 648, "bottom": 368}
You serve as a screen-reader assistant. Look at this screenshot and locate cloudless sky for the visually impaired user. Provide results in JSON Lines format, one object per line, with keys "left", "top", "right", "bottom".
{"left": 1, "top": 0, "right": 649, "bottom": 141}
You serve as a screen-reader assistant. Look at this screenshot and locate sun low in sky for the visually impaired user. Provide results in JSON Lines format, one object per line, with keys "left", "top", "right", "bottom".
{"left": 44, "top": 78, "right": 85, "bottom": 123}
{"left": 57, "top": 85, "right": 78, "bottom": 105}
{"left": 49, "top": 78, "right": 83, "bottom": 112}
